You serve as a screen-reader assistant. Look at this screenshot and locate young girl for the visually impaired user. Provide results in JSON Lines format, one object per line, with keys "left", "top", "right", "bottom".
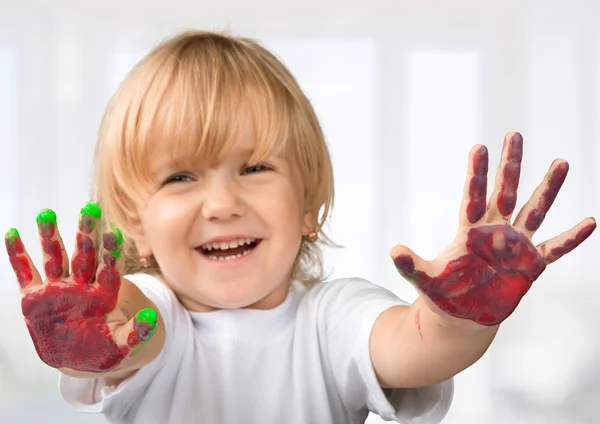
{"left": 5, "top": 30, "right": 596, "bottom": 424}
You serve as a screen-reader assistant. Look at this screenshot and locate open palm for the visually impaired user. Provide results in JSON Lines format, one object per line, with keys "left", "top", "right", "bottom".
{"left": 392, "top": 132, "right": 596, "bottom": 326}
{"left": 5, "top": 204, "right": 156, "bottom": 373}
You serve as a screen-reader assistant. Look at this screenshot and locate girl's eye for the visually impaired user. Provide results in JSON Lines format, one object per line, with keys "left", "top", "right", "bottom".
{"left": 241, "top": 163, "right": 272, "bottom": 175}
{"left": 162, "top": 174, "right": 193, "bottom": 185}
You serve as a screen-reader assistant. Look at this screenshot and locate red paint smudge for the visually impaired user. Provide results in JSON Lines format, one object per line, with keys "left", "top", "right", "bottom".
{"left": 545, "top": 221, "right": 596, "bottom": 263}
{"left": 395, "top": 224, "right": 544, "bottom": 326}
{"left": 5, "top": 236, "right": 33, "bottom": 288}
{"left": 466, "top": 146, "right": 488, "bottom": 223}
{"left": 18, "top": 233, "right": 140, "bottom": 372}
{"left": 414, "top": 308, "right": 423, "bottom": 339}
{"left": 40, "top": 223, "right": 63, "bottom": 280}
{"left": 525, "top": 161, "right": 569, "bottom": 231}
{"left": 497, "top": 133, "right": 522, "bottom": 216}
{"left": 71, "top": 233, "right": 96, "bottom": 285}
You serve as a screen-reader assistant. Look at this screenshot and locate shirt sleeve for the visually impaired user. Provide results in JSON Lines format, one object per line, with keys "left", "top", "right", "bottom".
{"left": 57, "top": 273, "right": 184, "bottom": 419}
{"left": 322, "top": 278, "right": 454, "bottom": 424}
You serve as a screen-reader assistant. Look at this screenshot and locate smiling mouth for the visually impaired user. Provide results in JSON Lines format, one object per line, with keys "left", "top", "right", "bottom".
{"left": 197, "top": 238, "right": 262, "bottom": 261}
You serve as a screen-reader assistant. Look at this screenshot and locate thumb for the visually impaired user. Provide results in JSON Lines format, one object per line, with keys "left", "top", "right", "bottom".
{"left": 390, "top": 245, "right": 431, "bottom": 287}
{"left": 114, "top": 308, "right": 158, "bottom": 355}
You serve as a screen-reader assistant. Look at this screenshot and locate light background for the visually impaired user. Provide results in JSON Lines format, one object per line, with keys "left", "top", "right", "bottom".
{"left": 0, "top": 1, "right": 599, "bottom": 423}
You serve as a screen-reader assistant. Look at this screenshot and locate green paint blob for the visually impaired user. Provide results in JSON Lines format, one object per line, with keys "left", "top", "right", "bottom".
{"left": 136, "top": 308, "right": 158, "bottom": 326}
{"left": 130, "top": 308, "right": 158, "bottom": 356}
{"left": 80, "top": 202, "right": 102, "bottom": 218}
{"left": 108, "top": 249, "right": 122, "bottom": 260}
{"left": 111, "top": 226, "right": 124, "bottom": 246}
{"left": 36, "top": 209, "right": 57, "bottom": 227}
{"left": 5, "top": 228, "right": 20, "bottom": 241}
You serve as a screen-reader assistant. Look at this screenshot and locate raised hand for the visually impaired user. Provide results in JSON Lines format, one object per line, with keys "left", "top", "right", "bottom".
{"left": 392, "top": 132, "right": 596, "bottom": 326}
{"left": 5, "top": 203, "right": 157, "bottom": 373}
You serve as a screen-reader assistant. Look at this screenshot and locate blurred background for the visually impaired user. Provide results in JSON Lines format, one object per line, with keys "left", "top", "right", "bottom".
{"left": 1, "top": 0, "right": 599, "bottom": 423}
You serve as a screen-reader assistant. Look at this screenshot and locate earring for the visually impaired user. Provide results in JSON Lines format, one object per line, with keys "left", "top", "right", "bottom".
{"left": 306, "top": 231, "right": 318, "bottom": 243}
{"left": 140, "top": 256, "right": 151, "bottom": 268}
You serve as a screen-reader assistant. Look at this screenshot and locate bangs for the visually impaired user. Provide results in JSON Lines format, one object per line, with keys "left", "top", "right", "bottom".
{"left": 92, "top": 30, "right": 335, "bottom": 285}
{"left": 118, "top": 38, "right": 296, "bottom": 195}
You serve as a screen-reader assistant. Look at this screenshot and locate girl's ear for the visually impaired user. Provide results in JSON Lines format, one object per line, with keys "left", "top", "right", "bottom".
{"left": 124, "top": 212, "right": 152, "bottom": 258}
{"left": 302, "top": 210, "right": 316, "bottom": 236}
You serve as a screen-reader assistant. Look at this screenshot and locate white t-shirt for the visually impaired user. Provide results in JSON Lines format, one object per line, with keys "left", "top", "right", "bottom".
{"left": 59, "top": 275, "right": 453, "bottom": 424}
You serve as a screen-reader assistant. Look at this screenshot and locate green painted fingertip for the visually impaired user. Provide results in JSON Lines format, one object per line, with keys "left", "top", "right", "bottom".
{"left": 36, "top": 209, "right": 57, "bottom": 227}
{"left": 5, "top": 228, "right": 20, "bottom": 241}
{"left": 136, "top": 308, "right": 158, "bottom": 327}
{"left": 106, "top": 227, "right": 123, "bottom": 259}
{"left": 111, "top": 226, "right": 124, "bottom": 246}
{"left": 132, "top": 308, "right": 158, "bottom": 349}
{"left": 80, "top": 202, "right": 102, "bottom": 219}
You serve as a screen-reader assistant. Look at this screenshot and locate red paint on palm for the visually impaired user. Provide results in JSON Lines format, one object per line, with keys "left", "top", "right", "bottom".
{"left": 393, "top": 133, "right": 596, "bottom": 327}
{"left": 18, "top": 234, "right": 140, "bottom": 373}
{"left": 21, "top": 284, "right": 128, "bottom": 372}
{"left": 394, "top": 225, "right": 545, "bottom": 326}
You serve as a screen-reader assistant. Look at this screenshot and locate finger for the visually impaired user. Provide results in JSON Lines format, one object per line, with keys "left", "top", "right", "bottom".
{"left": 513, "top": 159, "right": 569, "bottom": 237}
{"left": 485, "top": 132, "right": 523, "bottom": 222}
{"left": 95, "top": 226, "right": 124, "bottom": 294}
{"left": 5, "top": 228, "right": 43, "bottom": 291}
{"left": 538, "top": 217, "right": 596, "bottom": 265}
{"left": 71, "top": 202, "right": 102, "bottom": 285}
{"left": 390, "top": 245, "right": 432, "bottom": 289}
{"left": 459, "top": 144, "right": 488, "bottom": 226}
{"left": 114, "top": 308, "right": 158, "bottom": 356}
{"left": 36, "top": 209, "right": 69, "bottom": 281}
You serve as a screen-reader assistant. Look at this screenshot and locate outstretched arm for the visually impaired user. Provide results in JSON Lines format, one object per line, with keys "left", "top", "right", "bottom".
{"left": 369, "top": 132, "right": 596, "bottom": 388}
{"left": 370, "top": 300, "right": 497, "bottom": 388}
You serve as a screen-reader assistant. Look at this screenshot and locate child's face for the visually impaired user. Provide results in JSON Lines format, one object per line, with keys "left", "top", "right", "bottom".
{"left": 134, "top": 128, "right": 313, "bottom": 312}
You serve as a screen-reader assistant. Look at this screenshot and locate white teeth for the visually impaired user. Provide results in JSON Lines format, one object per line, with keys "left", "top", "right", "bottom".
{"left": 202, "top": 238, "right": 256, "bottom": 251}
{"left": 207, "top": 249, "right": 253, "bottom": 261}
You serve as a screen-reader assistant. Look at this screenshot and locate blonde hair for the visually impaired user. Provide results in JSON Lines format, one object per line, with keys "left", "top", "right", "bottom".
{"left": 90, "top": 30, "right": 336, "bottom": 286}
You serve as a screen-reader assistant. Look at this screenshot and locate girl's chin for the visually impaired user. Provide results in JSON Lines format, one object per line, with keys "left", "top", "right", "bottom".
{"left": 181, "top": 285, "right": 289, "bottom": 311}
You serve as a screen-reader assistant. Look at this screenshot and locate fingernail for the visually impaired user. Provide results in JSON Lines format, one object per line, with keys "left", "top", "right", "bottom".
{"left": 5, "top": 228, "right": 20, "bottom": 242}
{"left": 36, "top": 209, "right": 57, "bottom": 227}
{"left": 80, "top": 202, "right": 102, "bottom": 218}
{"left": 134, "top": 308, "right": 158, "bottom": 342}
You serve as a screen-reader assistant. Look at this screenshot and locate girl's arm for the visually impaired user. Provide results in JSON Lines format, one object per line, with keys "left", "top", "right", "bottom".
{"left": 369, "top": 132, "right": 595, "bottom": 388}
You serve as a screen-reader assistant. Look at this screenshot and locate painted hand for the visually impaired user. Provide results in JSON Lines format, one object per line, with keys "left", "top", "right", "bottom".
{"left": 4, "top": 203, "right": 157, "bottom": 373}
{"left": 392, "top": 132, "right": 596, "bottom": 326}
